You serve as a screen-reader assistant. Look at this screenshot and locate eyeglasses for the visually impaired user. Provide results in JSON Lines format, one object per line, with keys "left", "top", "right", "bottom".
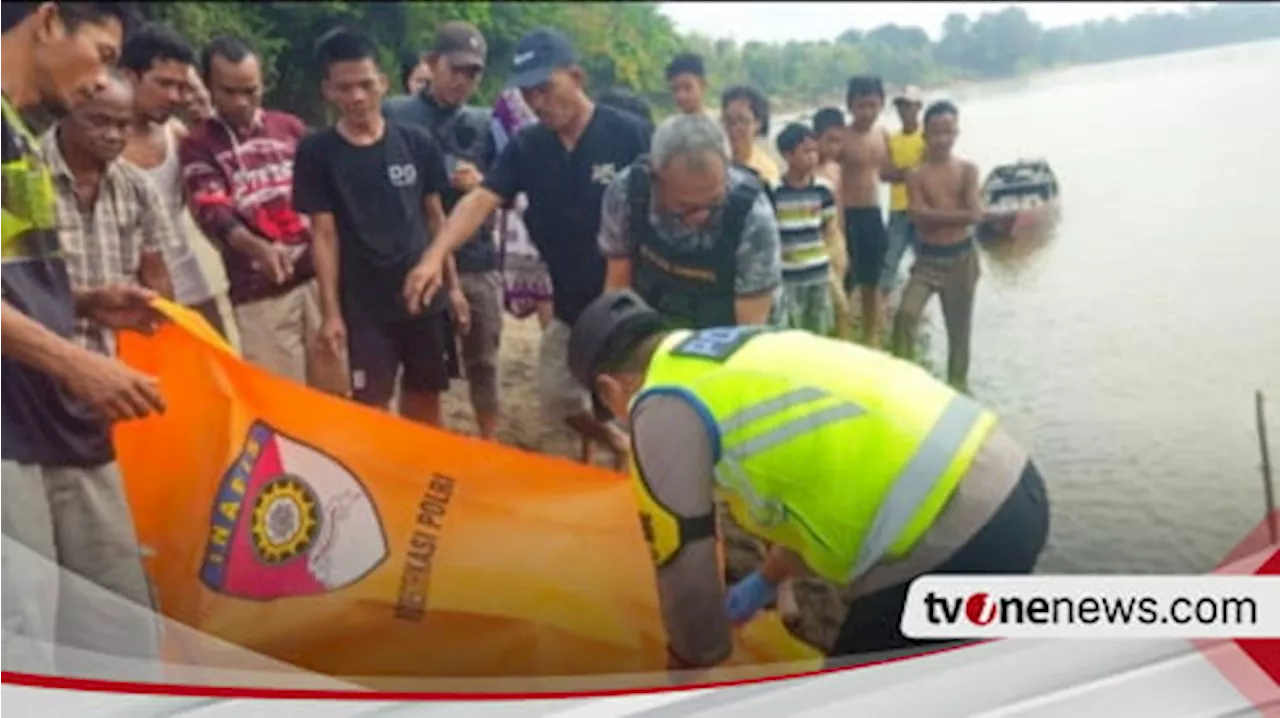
{"left": 722, "top": 114, "right": 755, "bottom": 128}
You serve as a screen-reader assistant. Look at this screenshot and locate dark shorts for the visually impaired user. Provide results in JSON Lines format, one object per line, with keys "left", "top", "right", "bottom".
{"left": 347, "top": 310, "right": 451, "bottom": 406}
{"left": 829, "top": 459, "right": 1051, "bottom": 659}
{"left": 844, "top": 207, "right": 889, "bottom": 290}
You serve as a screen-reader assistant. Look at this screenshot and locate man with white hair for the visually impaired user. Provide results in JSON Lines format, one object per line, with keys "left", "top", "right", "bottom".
{"left": 598, "top": 113, "right": 782, "bottom": 329}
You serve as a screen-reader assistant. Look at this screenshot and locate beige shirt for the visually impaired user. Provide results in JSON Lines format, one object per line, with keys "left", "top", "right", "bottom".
{"left": 740, "top": 142, "right": 781, "bottom": 187}
{"left": 183, "top": 205, "right": 231, "bottom": 297}
{"left": 144, "top": 121, "right": 214, "bottom": 305}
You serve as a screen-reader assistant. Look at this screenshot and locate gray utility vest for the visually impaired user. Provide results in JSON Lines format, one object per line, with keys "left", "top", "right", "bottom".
{"left": 627, "top": 157, "right": 768, "bottom": 330}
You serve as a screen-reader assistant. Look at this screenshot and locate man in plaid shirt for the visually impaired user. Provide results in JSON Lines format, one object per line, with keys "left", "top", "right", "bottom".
{"left": 41, "top": 75, "right": 180, "bottom": 356}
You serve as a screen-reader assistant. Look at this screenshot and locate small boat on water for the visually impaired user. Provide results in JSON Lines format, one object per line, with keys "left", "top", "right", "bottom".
{"left": 976, "top": 158, "right": 1061, "bottom": 243}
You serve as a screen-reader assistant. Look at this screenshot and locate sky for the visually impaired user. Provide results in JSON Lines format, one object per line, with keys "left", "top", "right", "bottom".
{"left": 659, "top": 2, "right": 1197, "bottom": 43}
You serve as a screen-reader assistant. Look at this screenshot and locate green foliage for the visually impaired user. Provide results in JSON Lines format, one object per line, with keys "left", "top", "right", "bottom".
{"left": 139, "top": 2, "right": 1280, "bottom": 124}
{"left": 138, "top": 1, "right": 681, "bottom": 122}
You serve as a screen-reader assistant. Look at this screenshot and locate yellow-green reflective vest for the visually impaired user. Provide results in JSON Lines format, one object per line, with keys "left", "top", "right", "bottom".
{"left": 1, "top": 96, "right": 58, "bottom": 260}
{"left": 631, "top": 326, "right": 998, "bottom": 584}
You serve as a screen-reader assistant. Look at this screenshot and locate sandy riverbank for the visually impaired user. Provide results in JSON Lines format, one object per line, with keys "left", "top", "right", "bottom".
{"left": 436, "top": 312, "right": 849, "bottom": 652}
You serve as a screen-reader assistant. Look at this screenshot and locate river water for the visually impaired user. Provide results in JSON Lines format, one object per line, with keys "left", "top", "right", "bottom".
{"left": 901, "top": 40, "right": 1280, "bottom": 574}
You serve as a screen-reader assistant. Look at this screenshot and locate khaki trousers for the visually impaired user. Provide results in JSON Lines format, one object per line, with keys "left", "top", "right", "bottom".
{"left": 1, "top": 460, "right": 160, "bottom": 679}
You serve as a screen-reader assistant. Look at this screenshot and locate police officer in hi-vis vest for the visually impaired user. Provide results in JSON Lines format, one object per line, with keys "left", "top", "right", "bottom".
{"left": 568, "top": 290, "right": 1050, "bottom": 667}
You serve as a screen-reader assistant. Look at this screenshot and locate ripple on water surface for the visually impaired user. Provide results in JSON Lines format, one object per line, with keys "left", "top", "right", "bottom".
{"left": 914, "top": 40, "right": 1280, "bottom": 574}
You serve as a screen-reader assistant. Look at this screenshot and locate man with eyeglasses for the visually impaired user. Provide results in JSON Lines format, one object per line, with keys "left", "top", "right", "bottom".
{"left": 598, "top": 113, "right": 782, "bottom": 330}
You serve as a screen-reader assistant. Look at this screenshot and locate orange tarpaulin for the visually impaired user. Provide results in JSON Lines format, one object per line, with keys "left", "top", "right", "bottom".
{"left": 114, "top": 301, "right": 821, "bottom": 685}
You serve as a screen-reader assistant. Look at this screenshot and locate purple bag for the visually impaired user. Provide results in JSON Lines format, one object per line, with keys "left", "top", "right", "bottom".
{"left": 490, "top": 89, "right": 552, "bottom": 319}
{"left": 491, "top": 88, "right": 538, "bottom": 152}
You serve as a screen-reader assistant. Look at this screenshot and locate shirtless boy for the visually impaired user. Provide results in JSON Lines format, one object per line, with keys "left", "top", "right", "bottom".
{"left": 838, "top": 75, "right": 891, "bottom": 345}
{"left": 812, "top": 106, "right": 851, "bottom": 337}
{"left": 892, "top": 100, "right": 982, "bottom": 392}
{"left": 813, "top": 106, "right": 845, "bottom": 190}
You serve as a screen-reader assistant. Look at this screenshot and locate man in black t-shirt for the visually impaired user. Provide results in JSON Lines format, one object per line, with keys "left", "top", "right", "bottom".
{"left": 293, "top": 28, "right": 464, "bottom": 426}
{"left": 384, "top": 22, "right": 504, "bottom": 441}
{"left": 402, "top": 28, "right": 650, "bottom": 468}
{"left": 3, "top": 2, "right": 164, "bottom": 676}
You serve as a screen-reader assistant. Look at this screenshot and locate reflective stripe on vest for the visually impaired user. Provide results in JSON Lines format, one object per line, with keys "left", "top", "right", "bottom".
{"left": 2, "top": 96, "right": 59, "bottom": 260}
{"left": 709, "top": 384, "right": 989, "bottom": 581}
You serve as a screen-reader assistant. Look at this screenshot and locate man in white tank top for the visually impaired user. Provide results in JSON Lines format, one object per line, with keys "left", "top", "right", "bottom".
{"left": 118, "top": 24, "right": 225, "bottom": 336}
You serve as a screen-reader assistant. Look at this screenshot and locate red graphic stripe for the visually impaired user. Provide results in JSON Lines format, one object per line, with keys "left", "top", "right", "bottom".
{"left": 1199, "top": 513, "right": 1280, "bottom": 711}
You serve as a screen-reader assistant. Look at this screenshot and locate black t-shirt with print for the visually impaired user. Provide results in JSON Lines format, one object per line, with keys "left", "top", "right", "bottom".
{"left": 1, "top": 101, "right": 113, "bottom": 467}
{"left": 293, "top": 121, "right": 450, "bottom": 321}
{"left": 483, "top": 104, "right": 651, "bottom": 325}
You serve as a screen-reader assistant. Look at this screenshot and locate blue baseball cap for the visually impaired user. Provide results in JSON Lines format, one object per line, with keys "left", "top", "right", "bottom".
{"left": 507, "top": 28, "right": 578, "bottom": 89}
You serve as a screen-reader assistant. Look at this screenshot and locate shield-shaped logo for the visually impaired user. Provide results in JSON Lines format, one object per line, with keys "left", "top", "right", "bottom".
{"left": 199, "top": 422, "right": 389, "bottom": 600}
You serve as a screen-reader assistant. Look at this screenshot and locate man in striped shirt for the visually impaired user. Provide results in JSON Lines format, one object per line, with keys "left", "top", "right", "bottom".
{"left": 771, "top": 123, "right": 843, "bottom": 336}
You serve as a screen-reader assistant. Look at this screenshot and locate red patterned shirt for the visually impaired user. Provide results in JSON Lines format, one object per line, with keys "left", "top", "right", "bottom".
{"left": 179, "top": 109, "right": 315, "bottom": 304}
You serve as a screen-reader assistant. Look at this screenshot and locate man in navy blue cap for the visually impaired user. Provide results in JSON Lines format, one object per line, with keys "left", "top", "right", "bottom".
{"left": 506, "top": 27, "right": 574, "bottom": 90}
{"left": 402, "top": 27, "right": 651, "bottom": 467}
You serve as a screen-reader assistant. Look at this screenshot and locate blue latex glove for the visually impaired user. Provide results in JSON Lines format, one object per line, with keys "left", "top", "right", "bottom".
{"left": 725, "top": 570, "right": 777, "bottom": 625}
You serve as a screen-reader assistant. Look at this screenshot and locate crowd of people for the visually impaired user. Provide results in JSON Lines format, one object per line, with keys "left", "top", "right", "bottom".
{"left": 3, "top": 3, "right": 1045, "bottom": 679}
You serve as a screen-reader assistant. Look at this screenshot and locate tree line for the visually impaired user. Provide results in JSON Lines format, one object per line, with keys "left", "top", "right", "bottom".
{"left": 141, "top": 1, "right": 1280, "bottom": 124}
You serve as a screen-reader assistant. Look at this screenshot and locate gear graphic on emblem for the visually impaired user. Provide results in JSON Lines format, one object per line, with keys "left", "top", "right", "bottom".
{"left": 250, "top": 475, "right": 320, "bottom": 564}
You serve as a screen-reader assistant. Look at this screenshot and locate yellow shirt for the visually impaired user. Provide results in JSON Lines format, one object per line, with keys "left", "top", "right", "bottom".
{"left": 742, "top": 143, "right": 781, "bottom": 187}
{"left": 888, "top": 130, "right": 926, "bottom": 211}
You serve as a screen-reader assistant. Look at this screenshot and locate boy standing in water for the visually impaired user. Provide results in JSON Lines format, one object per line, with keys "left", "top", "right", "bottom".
{"left": 880, "top": 86, "right": 926, "bottom": 295}
{"left": 893, "top": 101, "right": 982, "bottom": 392}
{"left": 838, "top": 76, "right": 891, "bottom": 345}
{"left": 812, "top": 106, "right": 845, "bottom": 191}
{"left": 772, "top": 123, "right": 842, "bottom": 336}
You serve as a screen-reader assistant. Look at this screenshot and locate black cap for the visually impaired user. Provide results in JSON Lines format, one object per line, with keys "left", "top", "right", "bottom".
{"left": 507, "top": 27, "right": 577, "bottom": 89}
{"left": 568, "top": 290, "right": 664, "bottom": 390}
{"left": 431, "top": 21, "right": 487, "bottom": 69}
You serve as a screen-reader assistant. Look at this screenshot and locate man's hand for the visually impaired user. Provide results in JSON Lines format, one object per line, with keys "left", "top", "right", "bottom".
{"left": 248, "top": 240, "right": 296, "bottom": 285}
{"left": 77, "top": 284, "right": 162, "bottom": 334}
{"left": 403, "top": 250, "right": 446, "bottom": 315}
{"left": 725, "top": 570, "right": 778, "bottom": 625}
{"left": 450, "top": 160, "right": 483, "bottom": 193}
{"left": 60, "top": 351, "right": 166, "bottom": 422}
{"left": 318, "top": 314, "right": 347, "bottom": 359}
{"left": 448, "top": 287, "right": 471, "bottom": 337}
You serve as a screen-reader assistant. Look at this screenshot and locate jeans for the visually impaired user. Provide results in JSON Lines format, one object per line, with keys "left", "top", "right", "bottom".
{"left": 880, "top": 210, "right": 917, "bottom": 292}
